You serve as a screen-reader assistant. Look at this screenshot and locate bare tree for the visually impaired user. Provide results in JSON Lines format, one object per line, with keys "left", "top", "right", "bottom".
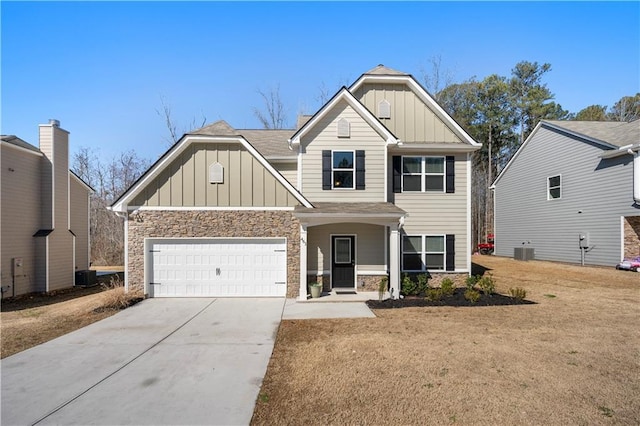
{"left": 421, "top": 55, "right": 455, "bottom": 101}
{"left": 156, "top": 95, "right": 207, "bottom": 145}
{"left": 253, "top": 86, "right": 288, "bottom": 129}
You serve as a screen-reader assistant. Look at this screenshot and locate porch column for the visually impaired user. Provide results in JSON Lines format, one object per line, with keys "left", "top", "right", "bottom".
{"left": 298, "top": 224, "right": 308, "bottom": 300}
{"left": 389, "top": 223, "right": 400, "bottom": 299}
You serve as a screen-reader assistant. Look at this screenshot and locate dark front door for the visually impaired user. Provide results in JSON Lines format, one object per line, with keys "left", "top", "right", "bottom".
{"left": 332, "top": 236, "right": 355, "bottom": 288}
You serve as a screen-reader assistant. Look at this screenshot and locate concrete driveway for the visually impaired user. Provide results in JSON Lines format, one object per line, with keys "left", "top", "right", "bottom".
{"left": 1, "top": 298, "right": 285, "bottom": 426}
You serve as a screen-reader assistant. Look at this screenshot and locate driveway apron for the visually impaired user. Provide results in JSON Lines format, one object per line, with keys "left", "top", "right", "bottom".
{"left": 1, "top": 298, "right": 285, "bottom": 426}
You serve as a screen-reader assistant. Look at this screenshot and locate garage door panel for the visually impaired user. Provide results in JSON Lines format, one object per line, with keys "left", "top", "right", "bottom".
{"left": 149, "top": 239, "right": 286, "bottom": 297}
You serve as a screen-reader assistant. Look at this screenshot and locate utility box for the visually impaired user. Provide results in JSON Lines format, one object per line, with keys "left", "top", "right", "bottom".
{"left": 514, "top": 247, "right": 535, "bottom": 261}
{"left": 75, "top": 270, "right": 97, "bottom": 287}
{"left": 579, "top": 233, "right": 590, "bottom": 248}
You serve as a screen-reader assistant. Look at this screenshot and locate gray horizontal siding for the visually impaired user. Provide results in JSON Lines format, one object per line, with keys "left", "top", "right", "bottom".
{"left": 495, "top": 126, "right": 639, "bottom": 266}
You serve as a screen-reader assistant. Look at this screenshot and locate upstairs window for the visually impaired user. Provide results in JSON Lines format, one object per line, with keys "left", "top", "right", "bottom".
{"left": 548, "top": 175, "right": 561, "bottom": 200}
{"left": 332, "top": 151, "right": 354, "bottom": 189}
{"left": 402, "top": 156, "right": 445, "bottom": 192}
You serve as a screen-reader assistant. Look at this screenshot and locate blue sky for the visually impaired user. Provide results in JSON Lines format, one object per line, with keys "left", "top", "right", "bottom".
{"left": 2, "top": 1, "right": 639, "bottom": 163}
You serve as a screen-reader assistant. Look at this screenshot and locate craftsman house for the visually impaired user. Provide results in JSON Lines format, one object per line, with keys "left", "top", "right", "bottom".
{"left": 1, "top": 120, "right": 92, "bottom": 296}
{"left": 111, "top": 65, "right": 482, "bottom": 299}
{"left": 492, "top": 120, "right": 640, "bottom": 266}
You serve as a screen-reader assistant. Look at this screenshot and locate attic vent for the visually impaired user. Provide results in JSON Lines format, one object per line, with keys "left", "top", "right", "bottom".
{"left": 337, "top": 118, "right": 350, "bottom": 138}
{"left": 209, "top": 162, "right": 224, "bottom": 184}
{"left": 378, "top": 99, "right": 391, "bottom": 119}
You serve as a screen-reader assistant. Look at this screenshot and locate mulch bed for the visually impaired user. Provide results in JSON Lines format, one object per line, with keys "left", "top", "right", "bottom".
{"left": 366, "top": 288, "right": 534, "bottom": 309}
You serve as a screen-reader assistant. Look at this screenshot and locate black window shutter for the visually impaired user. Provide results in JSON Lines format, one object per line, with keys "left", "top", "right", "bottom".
{"left": 356, "top": 150, "right": 365, "bottom": 190}
{"left": 446, "top": 234, "right": 455, "bottom": 271}
{"left": 446, "top": 156, "right": 455, "bottom": 193}
{"left": 393, "top": 156, "right": 402, "bottom": 193}
{"left": 322, "top": 150, "right": 332, "bottom": 190}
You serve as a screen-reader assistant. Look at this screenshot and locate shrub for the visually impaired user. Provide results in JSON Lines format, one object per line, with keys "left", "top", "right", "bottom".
{"left": 464, "top": 288, "right": 481, "bottom": 303}
{"left": 426, "top": 288, "right": 443, "bottom": 302}
{"left": 509, "top": 287, "right": 527, "bottom": 302}
{"left": 416, "top": 273, "right": 430, "bottom": 296}
{"left": 440, "top": 278, "right": 456, "bottom": 297}
{"left": 478, "top": 273, "right": 496, "bottom": 295}
{"left": 465, "top": 274, "right": 480, "bottom": 290}
{"left": 99, "top": 277, "right": 142, "bottom": 310}
{"left": 401, "top": 274, "right": 417, "bottom": 297}
{"left": 378, "top": 276, "right": 388, "bottom": 301}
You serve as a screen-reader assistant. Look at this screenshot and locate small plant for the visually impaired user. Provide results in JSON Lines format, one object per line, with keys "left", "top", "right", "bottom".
{"left": 400, "top": 274, "right": 417, "bottom": 297}
{"left": 464, "top": 288, "right": 480, "bottom": 303}
{"left": 598, "top": 406, "right": 614, "bottom": 418}
{"left": 99, "top": 277, "right": 142, "bottom": 310}
{"left": 416, "top": 273, "right": 430, "bottom": 295}
{"left": 425, "top": 288, "right": 443, "bottom": 302}
{"left": 440, "top": 278, "right": 456, "bottom": 297}
{"left": 378, "top": 276, "right": 388, "bottom": 301}
{"left": 509, "top": 287, "right": 527, "bottom": 302}
{"left": 544, "top": 294, "right": 556, "bottom": 298}
{"left": 465, "top": 274, "right": 480, "bottom": 290}
{"left": 478, "top": 273, "right": 496, "bottom": 295}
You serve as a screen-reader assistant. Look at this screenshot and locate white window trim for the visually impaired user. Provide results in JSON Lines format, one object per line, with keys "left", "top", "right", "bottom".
{"left": 332, "top": 150, "right": 355, "bottom": 190}
{"left": 401, "top": 156, "right": 445, "bottom": 193}
{"left": 401, "top": 234, "right": 446, "bottom": 272}
{"left": 547, "top": 174, "right": 562, "bottom": 200}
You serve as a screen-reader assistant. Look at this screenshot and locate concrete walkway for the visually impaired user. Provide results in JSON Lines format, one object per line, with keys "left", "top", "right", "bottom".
{"left": 1, "top": 298, "right": 285, "bottom": 426}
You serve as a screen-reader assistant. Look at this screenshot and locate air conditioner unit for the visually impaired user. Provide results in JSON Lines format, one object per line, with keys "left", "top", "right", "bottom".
{"left": 514, "top": 247, "right": 535, "bottom": 261}
{"left": 75, "top": 270, "right": 97, "bottom": 287}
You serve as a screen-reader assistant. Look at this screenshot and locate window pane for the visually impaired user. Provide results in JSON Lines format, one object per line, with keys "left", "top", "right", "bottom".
{"left": 549, "top": 175, "right": 560, "bottom": 188}
{"left": 333, "top": 171, "right": 353, "bottom": 188}
{"left": 403, "top": 236, "right": 422, "bottom": 253}
{"left": 425, "top": 236, "right": 444, "bottom": 252}
{"left": 333, "top": 152, "right": 353, "bottom": 169}
{"left": 549, "top": 188, "right": 561, "bottom": 199}
{"left": 425, "top": 254, "right": 444, "bottom": 269}
{"left": 335, "top": 238, "right": 351, "bottom": 264}
{"left": 402, "top": 157, "right": 421, "bottom": 173}
{"left": 425, "top": 157, "right": 444, "bottom": 173}
{"left": 403, "top": 254, "right": 424, "bottom": 271}
{"left": 403, "top": 175, "right": 421, "bottom": 191}
{"left": 425, "top": 176, "right": 443, "bottom": 191}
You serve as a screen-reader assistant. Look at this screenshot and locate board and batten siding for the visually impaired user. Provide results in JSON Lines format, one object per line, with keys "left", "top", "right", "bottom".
{"left": 307, "top": 223, "right": 386, "bottom": 273}
{"left": 391, "top": 152, "right": 469, "bottom": 270}
{"left": 131, "top": 143, "right": 299, "bottom": 208}
{"left": 70, "top": 177, "right": 90, "bottom": 271}
{"left": 272, "top": 161, "right": 297, "bottom": 187}
{"left": 1, "top": 145, "right": 42, "bottom": 294}
{"left": 494, "top": 126, "right": 639, "bottom": 266}
{"left": 300, "top": 100, "right": 387, "bottom": 202}
{"left": 353, "top": 83, "right": 461, "bottom": 144}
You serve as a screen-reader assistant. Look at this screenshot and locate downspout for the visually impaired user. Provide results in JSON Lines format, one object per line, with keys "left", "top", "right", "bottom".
{"left": 628, "top": 149, "right": 640, "bottom": 204}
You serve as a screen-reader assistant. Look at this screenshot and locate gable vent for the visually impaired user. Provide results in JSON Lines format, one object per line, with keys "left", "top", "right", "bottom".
{"left": 378, "top": 99, "right": 391, "bottom": 119}
{"left": 209, "top": 162, "right": 224, "bottom": 184}
{"left": 337, "top": 118, "right": 350, "bottom": 138}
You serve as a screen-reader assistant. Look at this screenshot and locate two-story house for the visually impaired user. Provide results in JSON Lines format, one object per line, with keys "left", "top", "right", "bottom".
{"left": 492, "top": 120, "right": 640, "bottom": 267}
{"left": 111, "top": 65, "right": 481, "bottom": 299}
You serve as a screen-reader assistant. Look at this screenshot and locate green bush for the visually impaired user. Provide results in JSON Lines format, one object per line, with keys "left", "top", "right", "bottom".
{"left": 426, "top": 288, "right": 443, "bottom": 302}
{"left": 465, "top": 274, "right": 480, "bottom": 290}
{"left": 509, "top": 287, "right": 527, "bottom": 302}
{"left": 464, "top": 288, "right": 481, "bottom": 303}
{"left": 401, "top": 274, "right": 417, "bottom": 297}
{"left": 478, "top": 273, "right": 496, "bottom": 295}
{"left": 440, "top": 278, "right": 456, "bottom": 297}
{"left": 416, "top": 273, "right": 430, "bottom": 295}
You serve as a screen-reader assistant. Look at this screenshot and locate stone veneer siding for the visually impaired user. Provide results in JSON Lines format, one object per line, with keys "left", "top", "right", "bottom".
{"left": 127, "top": 210, "right": 300, "bottom": 298}
{"left": 624, "top": 216, "right": 640, "bottom": 258}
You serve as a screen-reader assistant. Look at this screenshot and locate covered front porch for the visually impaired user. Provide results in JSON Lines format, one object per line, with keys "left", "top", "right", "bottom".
{"left": 294, "top": 202, "right": 406, "bottom": 300}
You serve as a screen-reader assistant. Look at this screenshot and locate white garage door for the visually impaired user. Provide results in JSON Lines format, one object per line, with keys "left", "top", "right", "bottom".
{"left": 148, "top": 238, "right": 287, "bottom": 297}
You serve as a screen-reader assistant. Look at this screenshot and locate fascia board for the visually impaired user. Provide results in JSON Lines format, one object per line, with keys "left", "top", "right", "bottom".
{"left": 350, "top": 74, "right": 481, "bottom": 148}
{"left": 391, "top": 143, "right": 481, "bottom": 152}
{"left": 112, "top": 135, "right": 312, "bottom": 212}
{"left": 542, "top": 121, "right": 619, "bottom": 150}
{"left": 70, "top": 171, "right": 95, "bottom": 193}
{"left": 1, "top": 140, "right": 44, "bottom": 156}
{"left": 289, "top": 88, "right": 397, "bottom": 148}
{"left": 600, "top": 143, "right": 640, "bottom": 159}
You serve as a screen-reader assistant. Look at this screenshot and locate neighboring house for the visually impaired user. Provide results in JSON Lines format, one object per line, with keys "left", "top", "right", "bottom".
{"left": 1, "top": 120, "right": 93, "bottom": 297}
{"left": 492, "top": 120, "right": 640, "bottom": 266}
{"left": 111, "top": 65, "right": 482, "bottom": 299}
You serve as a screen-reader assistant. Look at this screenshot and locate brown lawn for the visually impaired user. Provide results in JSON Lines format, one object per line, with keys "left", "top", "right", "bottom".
{"left": 252, "top": 256, "right": 640, "bottom": 425}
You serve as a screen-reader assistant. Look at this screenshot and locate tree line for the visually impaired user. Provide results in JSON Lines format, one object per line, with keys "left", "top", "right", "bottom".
{"left": 73, "top": 61, "right": 639, "bottom": 264}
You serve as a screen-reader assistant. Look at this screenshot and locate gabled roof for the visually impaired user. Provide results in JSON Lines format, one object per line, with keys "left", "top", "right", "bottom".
{"left": 288, "top": 87, "right": 398, "bottom": 148}
{"left": 111, "top": 127, "right": 312, "bottom": 212}
{"left": 349, "top": 67, "right": 481, "bottom": 148}
{"left": 492, "top": 120, "right": 640, "bottom": 188}
{"left": 1, "top": 135, "right": 42, "bottom": 154}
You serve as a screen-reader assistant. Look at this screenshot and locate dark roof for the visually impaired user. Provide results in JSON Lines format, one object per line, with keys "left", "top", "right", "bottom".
{"left": 33, "top": 229, "right": 53, "bottom": 237}
{"left": 544, "top": 120, "right": 640, "bottom": 148}
{"left": 363, "top": 64, "right": 410, "bottom": 76}
{"left": 191, "top": 120, "right": 296, "bottom": 159}
{"left": 295, "top": 202, "right": 406, "bottom": 216}
{"left": 1, "top": 135, "right": 41, "bottom": 153}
